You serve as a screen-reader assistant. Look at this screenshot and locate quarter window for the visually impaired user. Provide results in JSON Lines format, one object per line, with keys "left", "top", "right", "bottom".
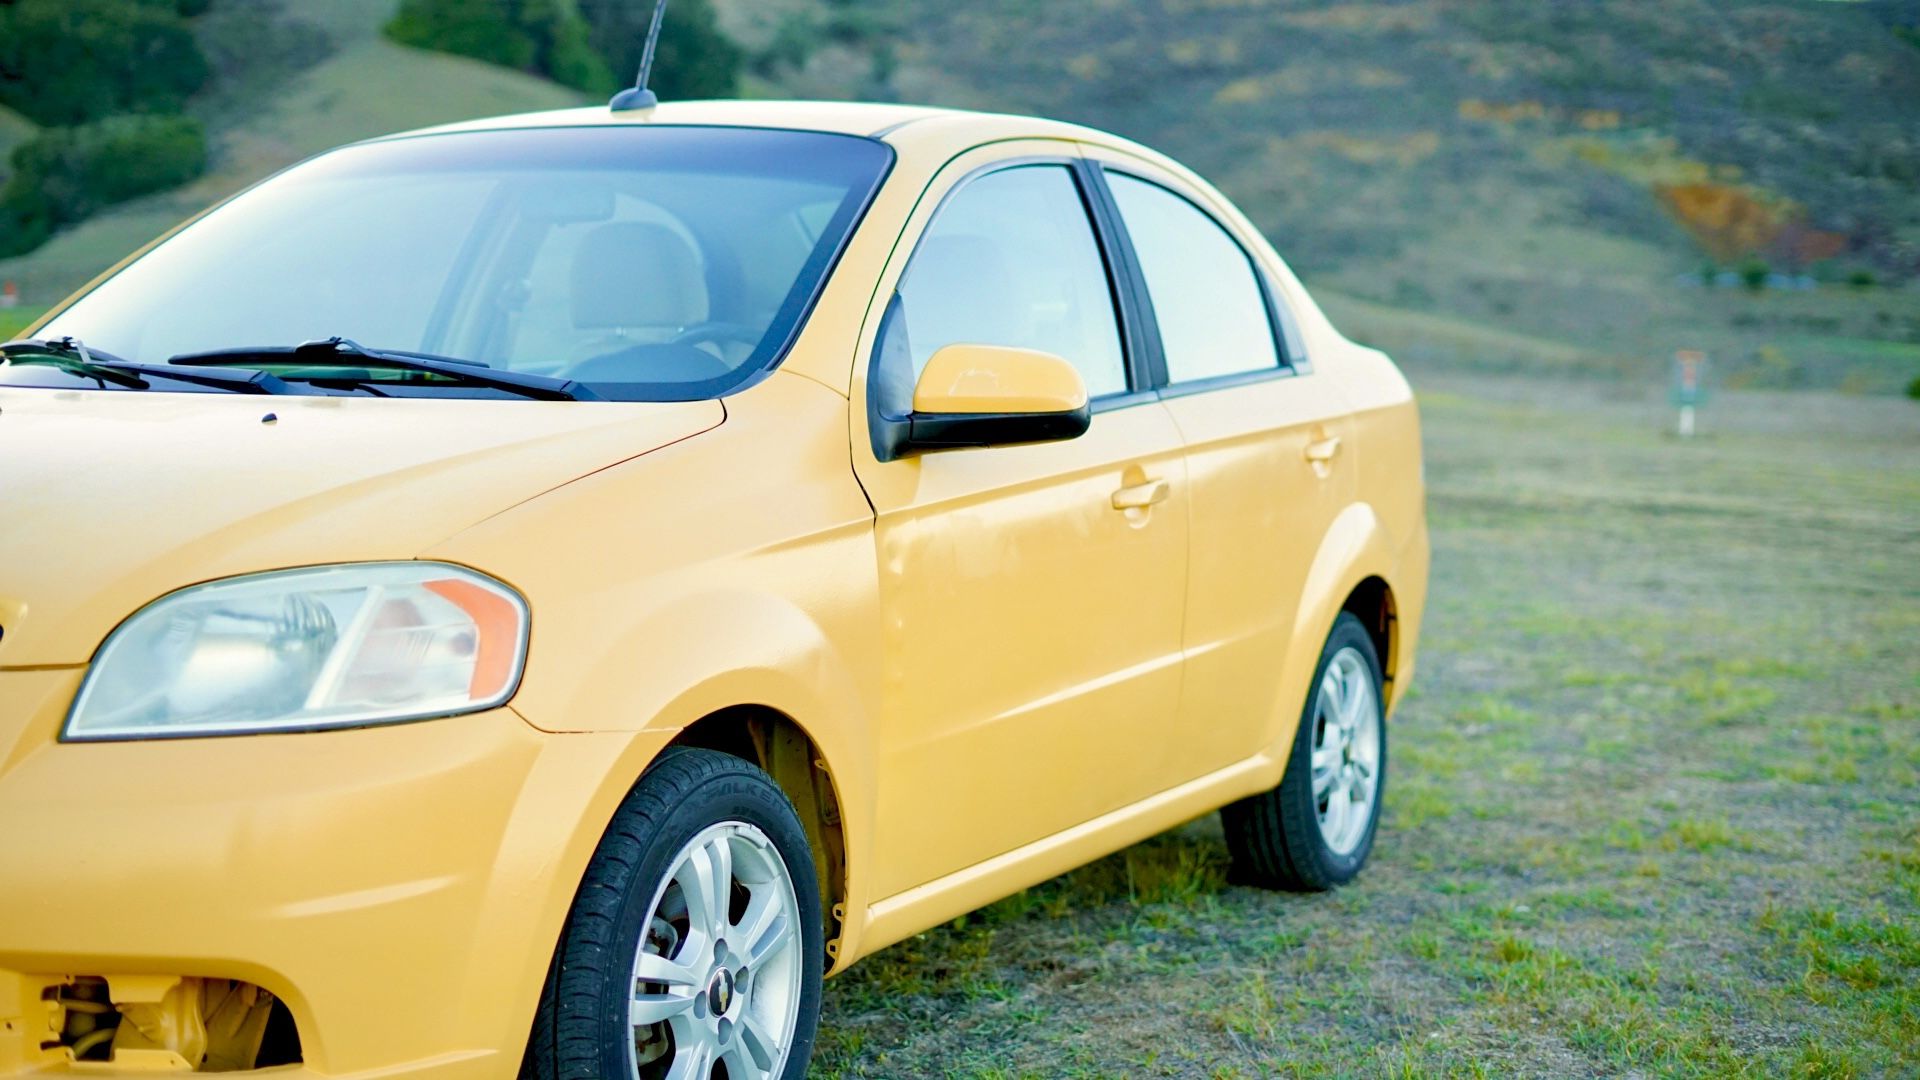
{"left": 1107, "top": 173, "right": 1281, "bottom": 384}
{"left": 875, "top": 165, "right": 1127, "bottom": 417}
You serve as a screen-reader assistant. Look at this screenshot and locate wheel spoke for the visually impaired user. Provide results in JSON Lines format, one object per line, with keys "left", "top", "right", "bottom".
{"left": 1319, "top": 669, "right": 1345, "bottom": 727}
{"left": 737, "top": 1013, "right": 778, "bottom": 1072}
{"left": 1312, "top": 755, "right": 1339, "bottom": 797}
{"left": 1311, "top": 742, "right": 1340, "bottom": 772}
{"left": 729, "top": 835, "right": 781, "bottom": 886}
{"left": 721, "top": 1041, "right": 770, "bottom": 1080}
{"left": 707, "top": 836, "right": 734, "bottom": 935}
{"left": 631, "top": 989, "right": 696, "bottom": 1026}
{"left": 1342, "top": 664, "right": 1369, "bottom": 729}
{"left": 743, "top": 907, "right": 792, "bottom": 970}
{"left": 731, "top": 887, "right": 781, "bottom": 956}
{"left": 1320, "top": 786, "right": 1348, "bottom": 842}
{"left": 661, "top": 1037, "right": 713, "bottom": 1080}
{"left": 636, "top": 951, "right": 703, "bottom": 989}
{"left": 674, "top": 837, "right": 731, "bottom": 944}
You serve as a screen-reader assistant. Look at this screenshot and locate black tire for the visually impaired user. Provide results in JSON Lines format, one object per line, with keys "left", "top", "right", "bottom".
{"left": 1222, "top": 612, "right": 1387, "bottom": 891}
{"left": 521, "top": 748, "right": 823, "bottom": 1080}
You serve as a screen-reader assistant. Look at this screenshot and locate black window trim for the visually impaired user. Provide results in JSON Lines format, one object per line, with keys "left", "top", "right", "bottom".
{"left": 1072, "top": 158, "right": 1166, "bottom": 403}
{"left": 866, "top": 153, "right": 1155, "bottom": 454}
{"left": 1089, "top": 163, "right": 1314, "bottom": 400}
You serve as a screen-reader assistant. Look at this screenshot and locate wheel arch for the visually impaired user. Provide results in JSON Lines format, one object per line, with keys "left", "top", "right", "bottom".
{"left": 1272, "top": 503, "right": 1404, "bottom": 755}
{"left": 1339, "top": 575, "right": 1400, "bottom": 704}
{"left": 668, "top": 705, "right": 854, "bottom": 972}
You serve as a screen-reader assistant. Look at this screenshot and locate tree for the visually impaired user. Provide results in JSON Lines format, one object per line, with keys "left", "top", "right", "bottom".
{"left": 578, "top": 0, "right": 741, "bottom": 100}
{"left": 0, "top": 115, "right": 207, "bottom": 257}
{"left": 0, "top": 0, "right": 212, "bottom": 126}
{"left": 386, "top": 0, "right": 614, "bottom": 93}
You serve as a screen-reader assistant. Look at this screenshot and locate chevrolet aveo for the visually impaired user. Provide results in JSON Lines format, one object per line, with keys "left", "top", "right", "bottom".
{"left": 0, "top": 101, "right": 1426, "bottom": 1078}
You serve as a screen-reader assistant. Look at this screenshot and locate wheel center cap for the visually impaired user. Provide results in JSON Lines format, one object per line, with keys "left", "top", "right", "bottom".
{"left": 707, "top": 969, "right": 735, "bottom": 1015}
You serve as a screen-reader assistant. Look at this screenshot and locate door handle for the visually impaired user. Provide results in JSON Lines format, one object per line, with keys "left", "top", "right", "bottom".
{"left": 1111, "top": 477, "right": 1170, "bottom": 511}
{"left": 1304, "top": 435, "right": 1342, "bottom": 464}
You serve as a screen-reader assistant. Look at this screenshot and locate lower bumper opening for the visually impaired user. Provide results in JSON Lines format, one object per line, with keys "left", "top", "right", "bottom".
{"left": 42, "top": 976, "right": 302, "bottom": 1072}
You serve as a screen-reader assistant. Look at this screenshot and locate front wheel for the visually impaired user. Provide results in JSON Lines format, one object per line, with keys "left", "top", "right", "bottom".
{"left": 521, "top": 748, "right": 823, "bottom": 1080}
{"left": 1222, "top": 612, "right": 1387, "bottom": 891}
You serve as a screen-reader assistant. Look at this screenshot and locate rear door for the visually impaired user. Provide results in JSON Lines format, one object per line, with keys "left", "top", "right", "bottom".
{"left": 1087, "top": 156, "right": 1357, "bottom": 783}
{"left": 850, "top": 146, "right": 1192, "bottom": 899}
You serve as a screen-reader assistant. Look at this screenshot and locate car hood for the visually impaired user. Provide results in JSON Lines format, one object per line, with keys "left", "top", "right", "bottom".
{"left": 0, "top": 389, "right": 723, "bottom": 666}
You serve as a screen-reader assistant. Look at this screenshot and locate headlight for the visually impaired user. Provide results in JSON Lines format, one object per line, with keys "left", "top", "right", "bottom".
{"left": 65, "top": 563, "right": 528, "bottom": 741}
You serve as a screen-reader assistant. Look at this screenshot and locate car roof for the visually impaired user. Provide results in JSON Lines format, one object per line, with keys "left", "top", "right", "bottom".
{"left": 375, "top": 99, "right": 1121, "bottom": 148}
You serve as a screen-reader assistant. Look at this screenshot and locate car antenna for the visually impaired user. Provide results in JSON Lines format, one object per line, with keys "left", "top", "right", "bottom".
{"left": 609, "top": 0, "right": 670, "bottom": 112}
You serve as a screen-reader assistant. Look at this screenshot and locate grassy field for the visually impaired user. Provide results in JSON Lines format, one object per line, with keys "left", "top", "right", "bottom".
{"left": 813, "top": 372, "right": 1920, "bottom": 1078}
{"left": 0, "top": 308, "right": 44, "bottom": 341}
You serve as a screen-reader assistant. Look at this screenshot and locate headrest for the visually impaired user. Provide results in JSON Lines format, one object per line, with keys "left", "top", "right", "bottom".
{"left": 570, "top": 222, "right": 708, "bottom": 330}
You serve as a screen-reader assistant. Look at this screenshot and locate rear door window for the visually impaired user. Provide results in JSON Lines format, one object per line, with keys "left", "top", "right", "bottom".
{"left": 1107, "top": 172, "right": 1281, "bottom": 385}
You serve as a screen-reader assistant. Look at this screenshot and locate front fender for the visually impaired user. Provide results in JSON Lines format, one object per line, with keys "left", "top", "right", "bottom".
{"left": 462, "top": 590, "right": 883, "bottom": 1055}
{"left": 423, "top": 370, "right": 885, "bottom": 1002}
{"left": 516, "top": 584, "right": 879, "bottom": 929}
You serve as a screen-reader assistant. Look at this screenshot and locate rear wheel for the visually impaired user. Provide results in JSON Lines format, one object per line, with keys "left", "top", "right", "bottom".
{"left": 1222, "top": 612, "right": 1387, "bottom": 891}
{"left": 522, "top": 748, "right": 822, "bottom": 1080}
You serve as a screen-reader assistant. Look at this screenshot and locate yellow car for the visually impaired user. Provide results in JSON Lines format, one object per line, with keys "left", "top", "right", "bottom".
{"left": 0, "top": 100, "right": 1426, "bottom": 1079}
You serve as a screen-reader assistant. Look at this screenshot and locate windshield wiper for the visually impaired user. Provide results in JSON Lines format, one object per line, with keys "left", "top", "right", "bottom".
{"left": 169, "top": 338, "right": 600, "bottom": 402}
{"left": 1, "top": 338, "right": 291, "bottom": 394}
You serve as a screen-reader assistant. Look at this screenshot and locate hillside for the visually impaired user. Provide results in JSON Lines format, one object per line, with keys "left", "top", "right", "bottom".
{"left": 0, "top": 3, "right": 582, "bottom": 309}
{"left": 4, "top": 0, "right": 1918, "bottom": 394}
{"left": 801, "top": 0, "right": 1920, "bottom": 393}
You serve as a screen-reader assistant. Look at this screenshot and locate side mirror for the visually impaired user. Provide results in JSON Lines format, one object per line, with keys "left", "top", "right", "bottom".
{"left": 878, "top": 344, "right": 1092, "bottom": 460}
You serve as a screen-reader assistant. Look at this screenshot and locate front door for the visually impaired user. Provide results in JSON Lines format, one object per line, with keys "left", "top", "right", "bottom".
{"left": 852, "top": 152, "right": 1191, "bottom": 898}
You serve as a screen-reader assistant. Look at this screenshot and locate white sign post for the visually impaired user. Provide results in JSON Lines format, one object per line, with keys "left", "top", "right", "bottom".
{"left": 1671, "top": 350, "right": 1707, "bottom": 438}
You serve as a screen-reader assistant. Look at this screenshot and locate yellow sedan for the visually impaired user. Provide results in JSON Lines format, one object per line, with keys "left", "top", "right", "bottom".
{"left": 0, "top": 100, "right": 1427, "bottom": 1079}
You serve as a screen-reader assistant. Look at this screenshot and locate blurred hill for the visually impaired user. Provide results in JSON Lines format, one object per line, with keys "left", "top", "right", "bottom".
{"left": 0, "top": 0, "right": 581, "bottom": 308}
{"left": 4, "top": 0, "right": 1918, "bottom": 394}
{"left": 767, "top": 0, "right": 1920, "bottom": 393}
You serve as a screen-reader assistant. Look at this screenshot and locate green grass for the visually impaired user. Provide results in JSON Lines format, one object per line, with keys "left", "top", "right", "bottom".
{"left": 814, "top": 372, "right": 1920, "bottom": 1077}
{"left": 0, "top": 307, "right": 45, "bottom": 340}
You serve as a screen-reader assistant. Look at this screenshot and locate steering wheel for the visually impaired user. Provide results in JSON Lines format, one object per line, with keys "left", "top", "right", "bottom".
{"left": 670, "top": 322, "right": 761, "bottom": 349}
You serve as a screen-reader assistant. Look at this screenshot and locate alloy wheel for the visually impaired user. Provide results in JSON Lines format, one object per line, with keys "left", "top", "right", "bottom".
{"left": 628, "top": 821, "right": 802, "bottom": 1080}
{"left": 1309, "top": 646, "right": 1382, "bottom": 855}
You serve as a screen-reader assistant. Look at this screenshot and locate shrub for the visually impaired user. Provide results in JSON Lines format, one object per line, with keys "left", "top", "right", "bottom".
{"left": 0, "top": 0, "right": 212, "bottom": 126}
{"left": 1848, "top": 269, "right": 1877, "bottom": 289}
{"left": 385, "top": 0, "right": 741, "bottom": 99}
{"left": 579, "top": 0, "right": 741, "bottom": 99}
{"left": 387, "top": 0, "right": 615, "bottom": 94}
{"left": 388, "top": 0, "right": 539, "bottom": 72}
{"left": 0, "top": 116, "right": 207, "bottom": 257}
{"left": 1738, "top": 256, "right": 1770, "bottom": 292}
{"left": 1907, "top": 376, "right": 1920, "bottom": 402}
{"left": 198, "top": 1, "right": 334, "bottom": 84}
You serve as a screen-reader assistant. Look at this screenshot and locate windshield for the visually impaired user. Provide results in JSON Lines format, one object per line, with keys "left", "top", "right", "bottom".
{"left": 30, "top": 126, "right": 893, "bottom": 401}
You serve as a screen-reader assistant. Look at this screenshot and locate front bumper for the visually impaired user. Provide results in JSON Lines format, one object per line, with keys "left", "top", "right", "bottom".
{"left": 0, "top": 668, "right": 673, "bottom": 1076}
